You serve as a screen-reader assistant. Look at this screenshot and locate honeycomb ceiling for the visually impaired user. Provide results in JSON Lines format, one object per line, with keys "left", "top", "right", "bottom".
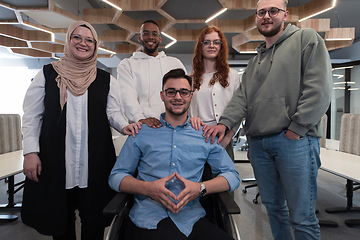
{"left": 0, "top": 0, "right": 357, "bottom": 60}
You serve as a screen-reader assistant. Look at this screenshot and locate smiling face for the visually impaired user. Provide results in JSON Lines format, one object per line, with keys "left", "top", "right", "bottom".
{"left": 161, "top": 78, "right": 193, "bottom": 118}
{"left": 201, "top": 31, "right": 221, "bottom": 60}
{"left": 138, "top": 22, "right": 162, "bottom": 57}
{"left": 68, "top": 26, "right": 95, "bottom": 60}
{"left": 255, "top": 0, "right": 288, "bottom": 39}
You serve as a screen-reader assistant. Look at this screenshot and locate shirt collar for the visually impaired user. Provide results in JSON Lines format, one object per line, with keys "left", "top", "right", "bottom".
{"left": 160, "top": 112, "right": 191, "bottom": 129}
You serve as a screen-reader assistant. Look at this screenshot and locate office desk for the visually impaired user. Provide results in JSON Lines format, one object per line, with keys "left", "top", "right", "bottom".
{"left": 0, "top": 150, "right": 24, "bottom": 221}
{"left": 320, "top": 148, "right": 360, "bottom": 226}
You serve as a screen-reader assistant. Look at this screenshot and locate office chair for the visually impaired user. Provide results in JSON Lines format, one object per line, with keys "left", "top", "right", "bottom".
{"left": 241, "top": 178, "right": 260, "bottom": 204}
{"left": 103, "top": 163, "right": 241, "bottom": 240}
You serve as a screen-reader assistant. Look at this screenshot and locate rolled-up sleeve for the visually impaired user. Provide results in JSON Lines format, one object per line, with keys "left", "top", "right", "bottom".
{"left": 207, "top": 145, "right": 240, "bottom": 192}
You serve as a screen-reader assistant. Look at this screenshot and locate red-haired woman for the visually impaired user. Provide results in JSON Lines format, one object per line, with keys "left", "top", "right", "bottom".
{"left": 190, "top": 26, "right": 241, "bottom": 161}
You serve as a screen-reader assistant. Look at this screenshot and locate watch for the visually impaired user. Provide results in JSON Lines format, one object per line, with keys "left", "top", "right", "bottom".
{"left": 199, "top": 182, "right": 206, "bottom": 197}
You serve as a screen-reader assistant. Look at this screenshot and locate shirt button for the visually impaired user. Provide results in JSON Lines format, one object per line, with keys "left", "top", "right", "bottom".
{"left": 174, "top": 145, "right": 176, "bottom": 148}
{"left": 173, "top": 163, "right": 176, "bottom": 166}
{"left": 216, "top": 114, "right": 218, "bottom": 117}
{"left": 213, "top": 93, "right": 215, "bottom": 95}
{"left": 172, "top": 180, "right": 175, "bottom": 183}
{"left": 174, "top": 130, "right": 176, "bottom": 132}
{"left": 214, "top": 104, "right": 217, "bottom": 106}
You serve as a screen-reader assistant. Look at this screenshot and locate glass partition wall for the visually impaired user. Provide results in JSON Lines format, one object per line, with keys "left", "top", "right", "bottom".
{"left": 329, "top": 61, "right": 360, "bottom": 141}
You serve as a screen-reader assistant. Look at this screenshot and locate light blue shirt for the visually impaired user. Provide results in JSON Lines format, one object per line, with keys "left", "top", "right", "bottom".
{"left": 109, "top": 113, "right": 240, "bottom": 237}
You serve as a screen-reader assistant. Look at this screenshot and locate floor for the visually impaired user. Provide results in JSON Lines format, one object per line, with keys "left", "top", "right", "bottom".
{"left": 0, "top": 149, "right": 359, "bottom": 240}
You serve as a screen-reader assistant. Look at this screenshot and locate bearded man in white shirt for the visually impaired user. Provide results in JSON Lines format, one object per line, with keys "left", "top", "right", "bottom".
{"left": 117, "top": 20, "right": 187, "bottom": 127}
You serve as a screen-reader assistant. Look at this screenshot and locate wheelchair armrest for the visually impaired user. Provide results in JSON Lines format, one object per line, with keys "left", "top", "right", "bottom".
{"left": 217, "top": 191, "right": 240, "bottom": 214}
{"left": 103, "top": 192, "right": 132, "bottom": 216}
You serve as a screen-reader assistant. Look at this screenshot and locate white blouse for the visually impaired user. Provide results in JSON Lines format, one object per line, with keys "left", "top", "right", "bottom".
{"left": 190, "top": 68, "right": 241, "bottom": 131}
{"left": 22, "top": 68, "right": 129, "bottom": 189}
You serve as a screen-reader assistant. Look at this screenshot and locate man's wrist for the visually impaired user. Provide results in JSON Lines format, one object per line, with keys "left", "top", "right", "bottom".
{"left": 218, "top": 123, "right": 228, "bottom": 132}
{"left": 199, "top": 182, "right": 206, "bottom": 197}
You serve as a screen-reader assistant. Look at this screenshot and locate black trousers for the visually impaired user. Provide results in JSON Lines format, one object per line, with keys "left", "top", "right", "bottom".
{"left": 52, "top": 187, "right": 105, "bottom": 240}
{"left": 125, "top": 217, "right": 234, "bottom": 240}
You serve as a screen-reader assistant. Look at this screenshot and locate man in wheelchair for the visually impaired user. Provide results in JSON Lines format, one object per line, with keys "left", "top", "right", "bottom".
{"left": 109, "top": 69, "right": 240, "bottom": 240}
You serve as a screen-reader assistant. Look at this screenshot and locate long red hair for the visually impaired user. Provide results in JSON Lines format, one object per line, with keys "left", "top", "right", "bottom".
{"left": 191, "top": 26, "right": 229, "bottom": 91}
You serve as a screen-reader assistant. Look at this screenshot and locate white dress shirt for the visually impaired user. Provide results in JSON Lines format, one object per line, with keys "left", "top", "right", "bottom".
{"left": 22, "top": 68, "right": 129, "bottom": 189}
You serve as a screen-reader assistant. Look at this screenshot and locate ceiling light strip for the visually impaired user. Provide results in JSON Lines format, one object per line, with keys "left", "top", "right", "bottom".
{"left": 332, "top": 74, "right": 344, "bottom": 78}
{"left": 326, "top": 38, "right": 353, "bottom": 41}
{"left": 240, "top": 51, "right": 257, "bottom": 54}
{"left": 332, "top": 66, "right": 353, "bottom": 70}
{"left": 333, "top": 82, "right": 355, "bottom": 85}
{"left": 0, "top": 21, "right": 18, "bottom": 24}
{"left": 205, "top": 8, "right": 227, "bottom": 23}
{"left": 161, "top": 32, "right": 177, "bottom": 49}
{"left": 298, "top": 0, "right": 337, "bottom": 22}
{"left": 99, "top": 47, "right": 116, "bottom": 55}
{"left": 102, "top": 0, "right": 122, "bottom": 11}
{"left": 22, "top": 23, "right": 55, "bottom": 42}
{"left": 22, "top": 23, "right": 52, "bottom": 35}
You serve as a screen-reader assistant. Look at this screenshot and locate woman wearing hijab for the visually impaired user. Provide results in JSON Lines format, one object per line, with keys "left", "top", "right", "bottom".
{"left": 21, "top": 21, "right": 140, "bottom": 239}
{"left": 190, "top": 26, "right": 241, "bottom": 161}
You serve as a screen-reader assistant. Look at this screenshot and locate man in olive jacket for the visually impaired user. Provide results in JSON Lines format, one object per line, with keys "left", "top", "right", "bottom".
{"left": 204, "top": 0, "right": 332, "bottom": 239}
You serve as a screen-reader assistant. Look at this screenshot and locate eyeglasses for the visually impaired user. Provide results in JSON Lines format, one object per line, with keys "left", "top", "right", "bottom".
{"left": 141, "top": 31, "right": 160, "bottom": 38}
{"left": 255, "top": 7, "right": 285, "bottom": 19}
{"left": 201, "top": 40, "right": 222, "bottom": 46}
{"left": 70, "top": 34, "right": 96, "bottom": 46}
{"left": 164, "top": 88, "right": 192, "bottom": 98}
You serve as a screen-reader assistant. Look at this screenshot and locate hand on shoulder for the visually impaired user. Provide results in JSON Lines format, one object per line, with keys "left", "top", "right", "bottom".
{"left": 139, "top": 117, "right": 162, "bottom": 129}
{"left": 202, "top": 124, "right": 227, "bottom": 144}
{"left": 123, "top": 122, "right": 142, "bottom": 137}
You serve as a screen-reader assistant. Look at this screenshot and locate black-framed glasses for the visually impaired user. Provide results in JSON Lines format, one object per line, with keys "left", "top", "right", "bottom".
{"left": 70, "top": 34, "right": 96, "bottom": 46}
{"left": 202, "top": 40, "right": 222, "bottom": 46}
{"left": 164, "top": 88, "right": 192, "bottom": 98}
{"left": 255, "top": 7, "right": 285, "bottom": 18}
{"left": 141, "top": 30, "right": 160, "bottom": 38}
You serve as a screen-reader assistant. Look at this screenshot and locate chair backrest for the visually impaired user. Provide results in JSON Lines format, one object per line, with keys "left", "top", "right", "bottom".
{"left": 354, "top": 115, "right": 360, "bottom": 156}
{"left": 320, "top": 114, "right": 327, "bottom": 148}
{"left": 339, "top": 113, "right": 360, "bottom": 155}
{"left": 0, "top": 114, "right": 22, "bottom": 154}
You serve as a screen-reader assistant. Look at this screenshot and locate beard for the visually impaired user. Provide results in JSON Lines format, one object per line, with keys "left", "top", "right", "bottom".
{"left": 257, "top": 22, "right": 283, "bottom": 38}
{"left": 165, "top": 100, "right": 189, "bottom": 117}
{"left": 141, "top": 40, "right": 160, "bottom": 54}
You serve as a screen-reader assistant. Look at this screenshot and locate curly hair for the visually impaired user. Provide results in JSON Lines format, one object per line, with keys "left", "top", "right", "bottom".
{"left": 191, "top": 26, "right": 229, "bottom": 91}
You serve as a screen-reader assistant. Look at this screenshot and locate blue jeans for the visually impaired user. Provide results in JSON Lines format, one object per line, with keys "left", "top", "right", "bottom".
{"left": 248, "top": 131, "right": 321, "bottom": 240}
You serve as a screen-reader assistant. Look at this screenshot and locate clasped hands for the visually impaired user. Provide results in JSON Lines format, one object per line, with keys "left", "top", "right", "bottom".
{"left": 147, "top": 172, "right": 201, "bottom": 214}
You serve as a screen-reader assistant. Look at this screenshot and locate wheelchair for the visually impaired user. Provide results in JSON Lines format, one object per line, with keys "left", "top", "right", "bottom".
{"left": 103, "top": 163, "right": 241, "bottom": 240}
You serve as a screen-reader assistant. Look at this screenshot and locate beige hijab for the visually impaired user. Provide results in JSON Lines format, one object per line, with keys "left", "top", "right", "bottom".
{"left": 51, "top": 21, "right": 99, "bottom": 110}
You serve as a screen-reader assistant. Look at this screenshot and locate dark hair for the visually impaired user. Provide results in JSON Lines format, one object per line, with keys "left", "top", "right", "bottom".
{"left": 162, "top": 69, "right": 192, "bottom": 89}
{"left": 141, "top": 20, "right": 160, "bottom": 31}
{"left": 80, "top": 24, "right": 91, "bottom": 30}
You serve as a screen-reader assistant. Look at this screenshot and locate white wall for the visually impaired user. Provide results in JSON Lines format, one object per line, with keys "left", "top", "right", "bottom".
{"left": 0, "top": 67, "right": 40, "bottom": 117}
